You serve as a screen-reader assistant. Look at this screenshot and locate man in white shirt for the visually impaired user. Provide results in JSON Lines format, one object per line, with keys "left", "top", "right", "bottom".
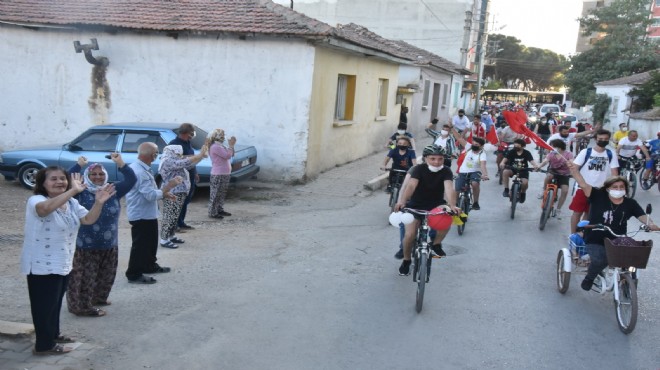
{"left": 452, "top": 109, "right": 471, "bottom": 136}
{"left": 546, "top": 125, "right": 594, "bottom": 150}
{"left": 616, "top": 130, "right": 651, "bottom": 170}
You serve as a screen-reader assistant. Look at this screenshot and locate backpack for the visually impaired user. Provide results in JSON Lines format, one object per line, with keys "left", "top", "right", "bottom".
{"left": 579, "top": 147, "right": 613, "bottom": 169}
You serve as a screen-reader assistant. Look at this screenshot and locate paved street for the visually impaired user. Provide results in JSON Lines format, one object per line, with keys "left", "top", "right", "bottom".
{"left": 1, "top": 147, "right": 659, "bottom": 370}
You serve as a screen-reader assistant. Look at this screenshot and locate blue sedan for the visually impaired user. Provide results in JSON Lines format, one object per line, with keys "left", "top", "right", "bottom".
{"left": 0, "top": 123, "right": 259, "bottom": 189}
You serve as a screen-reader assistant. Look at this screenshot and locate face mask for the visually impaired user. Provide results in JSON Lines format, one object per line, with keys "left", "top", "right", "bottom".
{"left": 397, "top": 145, "right": 408, "bottom": 150}
{"left": 397, "top": 130, "right": 405, "bottom": 135}
{"left": 608, "top": 189, "right": 625, "bottom": 199}
{"left": 596, "top": 140, "right": 609, "bottom": 148}
{"left": 514, "top": 146, "right": 522, "bottom": 152}
{"left": 458, "top": 114, "right": 464, "bottom": 117}
{"left": 440, "top": 130, "right": 449, "bottom": 136}
{"left": 621, "top": 127, "right": 628, "bottom": 131}
{"left": 560, "top": 133, "right": 568, "bottom": 138}
{"left": 471, "top": 146, "right": 481, "bottom": 152}
{"left": 427, "top": 164, "right": 443, "bottom": 172}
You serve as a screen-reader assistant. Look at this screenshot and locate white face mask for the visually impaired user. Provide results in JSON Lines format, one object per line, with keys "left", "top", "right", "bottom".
{"left": 608, "top": 189, "right": 625, "bottom": 199}
{"left": 440, "top": 130, "right": 449, "bottom": 136}
{"left": 621, "top": 127, "right": 628, "bottom": 131}
{"left": 397, "top": 130, "right": 405, "bottom": 135}
{"left": 427, "top": 164, "right": 443, "bottom": 172}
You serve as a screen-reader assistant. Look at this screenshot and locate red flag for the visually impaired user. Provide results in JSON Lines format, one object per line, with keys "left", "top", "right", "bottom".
{"left": 467, "top": 130, "right": 473, "bottom": 144}
{"left": 486, "top": 125, "right": 498, "bottom": 145}
{"left": 502, "top": 110, "right": 553, "bottom": 151}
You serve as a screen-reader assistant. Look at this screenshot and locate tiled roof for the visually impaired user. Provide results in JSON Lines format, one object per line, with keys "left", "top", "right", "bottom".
{"left": 594, "top": 69, "right": 660, "bottom": 86}
{"left": 629, "top": 107, "right": 660, "bottom": 120}
{"left": 390, "top": 39, "right": 469, "bottom": 74}
{"left": 332, "top": 23, "right": 413, "bottom": 62}
{"left": 0, "top": 0, "right": 333, "bottom": 36}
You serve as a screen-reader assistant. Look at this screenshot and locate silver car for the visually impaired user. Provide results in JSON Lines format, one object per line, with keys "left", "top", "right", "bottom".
{"left": 0, "top": 123, "right": 259, "bottom": 189}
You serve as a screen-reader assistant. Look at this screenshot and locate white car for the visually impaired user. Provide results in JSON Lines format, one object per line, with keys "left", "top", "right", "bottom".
{"left": 539, "top": 104, "right": 561, "bottom": 117}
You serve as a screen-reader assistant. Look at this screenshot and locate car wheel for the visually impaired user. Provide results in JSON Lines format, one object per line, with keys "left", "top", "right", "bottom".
{"left": 18, "top": 163, "right": 43, "bottom": 189}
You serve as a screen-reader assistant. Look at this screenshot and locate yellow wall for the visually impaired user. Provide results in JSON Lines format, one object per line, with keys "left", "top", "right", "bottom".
{"left": 306, "top": 46, "right": 401, "bottom": 179}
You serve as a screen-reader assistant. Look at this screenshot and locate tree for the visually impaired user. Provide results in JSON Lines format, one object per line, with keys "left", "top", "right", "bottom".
{"left": 592, "top": 94, "right": 612, "bottom": 124}
{"left": 483, "top": 34, "right": 567, "bottom": 91}
{"left": 628, "top": 71, "right": 660, "bottom": 111}
{"left": 565, "top": 0, "right": 660, "bottom": 106}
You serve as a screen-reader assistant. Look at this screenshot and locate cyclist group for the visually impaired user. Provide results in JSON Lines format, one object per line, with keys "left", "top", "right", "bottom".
{"left": 382, "top": 112, "right": 660, "bottom": 279}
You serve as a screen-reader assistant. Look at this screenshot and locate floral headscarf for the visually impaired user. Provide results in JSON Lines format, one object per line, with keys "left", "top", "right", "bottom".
{"left": 83, "top": 163, "right": 109, "bottom": 194}
{"left": 159, "top": 145, "right": 183, "bottom": 171}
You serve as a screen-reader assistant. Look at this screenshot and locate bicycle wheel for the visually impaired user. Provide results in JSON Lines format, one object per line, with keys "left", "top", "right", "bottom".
{"left": 539, "top": 189, "right": 554, "bottom": 230}
{"left": 510, "top": 183, "right": 520, "bottom": 219}
{"left": 626, "top": 171, "right": 637, "bottom": 199}
{"left": 457, "top": 194, "right": 467, "bottom": 236}
{"left": 556, "top": 250, "right": 570, "bottom": 293}
{"left": 416, "top": 252, "right": 427, "bottom": 313}
{"left": 389, "top": 186, "right": 400, "bottom": 211}
{"left": 614, "top": 273, "right": 638, "bottom": 334}
{"left": 639, "top": 170, "right": 652, "bottom": 190}
{"left": 498, "top": 166, "right": 503, "bottom": 185}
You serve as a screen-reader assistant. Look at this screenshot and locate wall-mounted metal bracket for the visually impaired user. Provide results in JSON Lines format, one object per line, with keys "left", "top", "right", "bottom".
{"left": 73, "top": 38, "right": 109, "bottom": 66}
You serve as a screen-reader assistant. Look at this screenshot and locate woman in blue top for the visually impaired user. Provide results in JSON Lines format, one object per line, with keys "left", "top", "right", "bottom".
{"left": 66, "top": 154, "right": 136, "bottom": 316}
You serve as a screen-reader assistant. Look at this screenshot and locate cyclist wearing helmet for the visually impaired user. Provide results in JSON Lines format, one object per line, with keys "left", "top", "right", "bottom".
{"left": 642, "top": 131, "right": 660, "bottom": 182}
{"left": 394, "top": 145, "right": 460, "bottom": 276}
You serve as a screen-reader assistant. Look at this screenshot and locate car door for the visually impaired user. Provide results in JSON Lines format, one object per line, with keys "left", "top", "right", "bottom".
{"left": 118, "top": 130, "right": 168, "bottom": 177}
{"left": 59, "top": 130, "right": 121, "bottom": 180}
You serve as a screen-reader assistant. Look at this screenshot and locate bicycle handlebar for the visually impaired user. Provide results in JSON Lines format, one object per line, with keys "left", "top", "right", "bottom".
{"left": 402, "top": 207, "right": 456, "bottom": 217}
{"left": 584, "top": 224, "right": 655, "bottom": 236}
{"left": 384, "top": 168, "right": 408, "bottom": 174}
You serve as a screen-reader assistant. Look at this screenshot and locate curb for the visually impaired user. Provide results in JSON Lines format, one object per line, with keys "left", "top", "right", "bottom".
{"left": 364, "top": 173, "right": 389, "bottom": 191}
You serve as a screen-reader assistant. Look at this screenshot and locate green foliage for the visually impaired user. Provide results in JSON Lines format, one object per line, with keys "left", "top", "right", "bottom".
{"left": 592, "top": 94, "right": 611, "bottom": 124}
{"left": 565, "top": 0, "right": 659, "bottom": 106}
{"left": 483, "top": 34, "right": 567, "bottom": 91}
{"left": 628, "top": 71, "right": 660, "bottom": 111}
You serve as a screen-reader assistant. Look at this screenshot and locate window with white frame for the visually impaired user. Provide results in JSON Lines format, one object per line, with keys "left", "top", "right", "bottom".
{"left": 335, "top": 74, "right": 356, "bottom": 121}
{"left": 376, "top": 78, "right": 389, "bottom": 117}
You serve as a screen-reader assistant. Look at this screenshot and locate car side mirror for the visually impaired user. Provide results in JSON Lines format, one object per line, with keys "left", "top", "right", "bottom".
{"left": 646, "top": 204, "right": 652, "bottom": 215}
{"left": 66, "top": 143, "right": 82, "bottom": 152}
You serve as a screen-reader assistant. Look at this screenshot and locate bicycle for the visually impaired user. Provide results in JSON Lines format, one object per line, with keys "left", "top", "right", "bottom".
{"left": 556, "top": 211, "right": 655, "bottom": 334}
{"left": 385, "top": 169, "right": 408, "bottom": 212}
{"left": 455, "top": 175, "right": 481, "bottom": 236}
{"left": 503, "top": 166, "right": 534, "bottom": 220}
{"left": 496, "top": 143, "right": 514, "bottom": 185}
{"left": 401, "top": 207, "right": 451, "bottom": 313}
{"left": 618, "top": 156, "right": 643, "bottom": 199}
{"left": 639, "top": 155, "right": 660, "bottom": 192}
{"left": 538, "top": 170, "right": 568, "bottom": 231}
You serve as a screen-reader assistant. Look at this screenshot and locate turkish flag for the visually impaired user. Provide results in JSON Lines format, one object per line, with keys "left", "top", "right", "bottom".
{"left": 486, "top": 125, "right": 498, "bottom": 145}
{"left": 502, "top": 110, "right": 553, "bottom": 151}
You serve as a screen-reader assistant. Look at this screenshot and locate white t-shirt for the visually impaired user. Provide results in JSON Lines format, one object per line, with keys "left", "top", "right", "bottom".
{"left": 452, "top": 115, "right": 471, "bottom": 131}
{"left": 617, "top": 137, "right": 643, "bottom": 158}
{"left": 546, "top": 132, "right": 576, "bottom": 147}
{"left": 20, "top": 195, "right": 88, "bottom": 275}
{"left": 573, "top": 148, "right": 620, "bottom": 188}
{"left": 459, "top": 144, "right": 487, "bottom": 174}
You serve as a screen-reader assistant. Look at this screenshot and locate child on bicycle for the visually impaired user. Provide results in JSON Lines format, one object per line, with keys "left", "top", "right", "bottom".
{"left": 381, "top": 136, "right": 416, "bottom": 193}
{"left": 536, "top": 139, "right": 573, "bottom": 218}
{"left": 386, "top": 122, "right": 415, "bottom": 151}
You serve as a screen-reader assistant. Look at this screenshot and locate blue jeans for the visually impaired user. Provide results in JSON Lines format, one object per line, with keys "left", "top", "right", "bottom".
{"left": 585, "top": 243, "right": 607, "bottom": 281}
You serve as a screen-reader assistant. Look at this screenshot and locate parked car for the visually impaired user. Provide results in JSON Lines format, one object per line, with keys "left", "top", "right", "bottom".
{"left": 539, "top": 104, "right": 561, "bottom": 117}
{"left": 557, "top": 112, "right": 578, "bottom": 127}
{"left": 0, "top": 123, "right": 259, "bottom": 189}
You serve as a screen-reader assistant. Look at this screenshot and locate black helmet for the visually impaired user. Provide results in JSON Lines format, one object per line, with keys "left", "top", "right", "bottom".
{"left": 422, "top": 145, "right": 446, "bottom": 157}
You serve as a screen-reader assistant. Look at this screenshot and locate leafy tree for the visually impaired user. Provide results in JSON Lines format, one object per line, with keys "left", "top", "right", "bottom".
{"left": 483, "top": 34, "right": 567, "bottom": 91}
{"left": 628, "top": 71, "right": 660, "bottom": 111}
{"left": 592, "top": 94, "right": 612, "bottom": 124}
{"left": 565, "top": 0, "right": 659, "bottom": 106}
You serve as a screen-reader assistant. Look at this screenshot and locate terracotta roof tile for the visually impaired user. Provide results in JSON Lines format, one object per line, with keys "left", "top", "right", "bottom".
{"left": 0, "top": 0, "right": 333, "bottom": 36}
{"left": 595, "top": 69, "right": 660, "bottom": 86}
{"left": 332, "top": 23, "right": 413, "bottom": 62}
{"left": 390, "top": 39, "right": 468, "bottom": 74}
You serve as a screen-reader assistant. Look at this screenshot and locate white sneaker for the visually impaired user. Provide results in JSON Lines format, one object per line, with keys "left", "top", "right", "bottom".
{"left": 555, "top": 209, "right": 562, "bottom": 219}
{"left": 537, "top": 192, "right": 543, "bottom": 199}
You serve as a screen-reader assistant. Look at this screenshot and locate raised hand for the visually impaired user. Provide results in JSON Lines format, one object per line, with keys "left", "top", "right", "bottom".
{"left": 95, "top": 183, "right": 116, "bottom": 203}
{"left": 77, "top": 156, "right": 88, "bottom": 167}
{"left": 70, "top": 172, "right": 87, "bottom": 194}
{"left": 229, "top": 136, "right": 237, "bottom": 147}
{"left": 110, "top": 152, "right": 126, "bottom": 168}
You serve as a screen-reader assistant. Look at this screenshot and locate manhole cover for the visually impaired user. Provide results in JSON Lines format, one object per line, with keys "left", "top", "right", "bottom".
{"left": 0, "top": 234, "right": 24, "bottom": 245}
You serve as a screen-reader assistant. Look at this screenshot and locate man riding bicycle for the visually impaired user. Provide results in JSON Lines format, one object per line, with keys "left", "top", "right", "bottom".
{"left": 641, "top": 131, "right": 660, "bottom": 182}
{"left": 496, "top": 122, "right": 523, "bottom": 170}
{"left": 499, "top": 138, "right": 539, "bottom": 203}
{"left": 616, "top": 130, "right": 651, "bottom": 174}
{"left": 395, "top": 145, "right": 460, "bottom": 276}
{"left": 453, "top": 135, "right": 489, "bottom": 210}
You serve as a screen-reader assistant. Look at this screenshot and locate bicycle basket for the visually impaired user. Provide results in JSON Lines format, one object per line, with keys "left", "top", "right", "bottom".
{"left": 604, "top": 238, "right": 653, "bottom": 269}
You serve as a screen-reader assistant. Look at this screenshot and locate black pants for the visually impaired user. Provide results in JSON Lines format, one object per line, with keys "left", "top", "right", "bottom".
{"left": 27, "top": 274, "right": 68, "bottom": 351}
{"left": 177, "top": 174, "right": 196, "bottom": 227}
{"left": 126, "top": 219, "right": 159, "bottom": 280}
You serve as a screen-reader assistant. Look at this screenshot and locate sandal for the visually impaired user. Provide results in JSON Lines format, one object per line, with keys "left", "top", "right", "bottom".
{"left": 76, "top": 308, "right": 106, "bottom": 317}
{"left": 54, "top": 334, "right": 75, "bottom": 343}
{"left": 94, "top": 300, "right": 112, "bottom": 306}
{"left": 32, "top": 344, "right": 73, "bottom": 356}
{"left": 128, "top": 275, "right": 157, "bottom": 284}
{"left": 169, "top": 237, "right": 185, "bottom": 244}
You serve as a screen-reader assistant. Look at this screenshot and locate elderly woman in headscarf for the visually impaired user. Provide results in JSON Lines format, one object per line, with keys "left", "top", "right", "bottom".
{"left": 158, "top": 143, "right": 208, "bottom": 248}
{"left": 66, "top": 153, "right": 136, "bottom": 317}
{"left": 207, "top": 129, "right": 236, "bottom": 219}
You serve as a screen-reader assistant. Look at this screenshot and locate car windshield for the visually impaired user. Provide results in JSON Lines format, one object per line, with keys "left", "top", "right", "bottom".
{"left": 174, "top": 126, "right": 209, "bottom": 150}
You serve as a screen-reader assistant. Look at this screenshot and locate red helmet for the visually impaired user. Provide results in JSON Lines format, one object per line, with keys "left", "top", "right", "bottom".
{"left": 428, "top": 207, "right": 452, "bottom": 231}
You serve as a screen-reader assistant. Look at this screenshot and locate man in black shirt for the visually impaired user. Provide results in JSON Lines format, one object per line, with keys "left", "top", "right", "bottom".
{"left": 499, "top": 138, "right": 539, "bottom": 203}
{"left": 394, "top": 145, "right": 460, "bottom": 276}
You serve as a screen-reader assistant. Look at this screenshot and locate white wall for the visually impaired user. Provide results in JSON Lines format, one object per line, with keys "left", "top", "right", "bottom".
{"left": 595, "top": 84, "right": 633, "bottom": 131}
{"left": 0, "top": 26, "right": 316, "bottom": 181}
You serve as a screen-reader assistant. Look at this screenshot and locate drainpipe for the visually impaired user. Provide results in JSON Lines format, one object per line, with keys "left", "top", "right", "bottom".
{"left": 73, "top": 38, "right": 109, "bottom": 66}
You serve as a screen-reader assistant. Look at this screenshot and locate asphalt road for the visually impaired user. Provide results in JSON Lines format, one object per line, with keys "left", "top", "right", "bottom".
{"left": 1, "top": 149, "right": 659, "bottom": 370}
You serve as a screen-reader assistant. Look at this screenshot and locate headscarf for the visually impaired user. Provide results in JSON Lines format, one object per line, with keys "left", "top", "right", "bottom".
{"left": 83, "top": 163, "right": 109, "bottom": 194}
{"left": 208, "top": 129, "right": 228, "bottom": 148}
{"left": 159, "top": 145, "right": 183, "bottom": 171}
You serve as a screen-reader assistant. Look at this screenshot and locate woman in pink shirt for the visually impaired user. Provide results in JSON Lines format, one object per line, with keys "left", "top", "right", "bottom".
{"left": 208, "top": 129, "right": 236, "bottom": 219}
{"left": 537, "top": 138, "right": 574, "bottom": 218}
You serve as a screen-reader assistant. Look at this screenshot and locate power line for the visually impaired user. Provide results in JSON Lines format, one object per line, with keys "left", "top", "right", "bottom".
{"left": 419, "top": 0, "right": 450, "bottom": 31}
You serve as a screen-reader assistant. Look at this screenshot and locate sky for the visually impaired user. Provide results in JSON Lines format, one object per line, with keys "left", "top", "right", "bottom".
{"left": 489, "top": 0, "right": 584, "bottom": 57}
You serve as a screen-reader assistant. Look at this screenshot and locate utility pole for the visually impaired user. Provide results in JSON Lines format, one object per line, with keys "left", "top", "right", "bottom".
{"left": 473, "top": 0, "right": 489, "bottom": 114}
{"left": 460, "top": 11, "right": 472, "bottom": 68}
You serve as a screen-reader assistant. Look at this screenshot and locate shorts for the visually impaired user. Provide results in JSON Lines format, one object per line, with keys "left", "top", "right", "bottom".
{"left": 646, "top": 157, "right": 657, "bottom": 170}
{"left": 455, "top": 172, "right": 482, "bottom": 191}
{"left": 548, "top": 173, "right": 570, "bottom": 187}
{"left": 569, "top": 188, "right": 590, "bottom": 213}
{"left": 405, "top": 202, "right": 445, "bottom": 221}
{"left": 506, "top": 168, "right": 529, "bottom": 179}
